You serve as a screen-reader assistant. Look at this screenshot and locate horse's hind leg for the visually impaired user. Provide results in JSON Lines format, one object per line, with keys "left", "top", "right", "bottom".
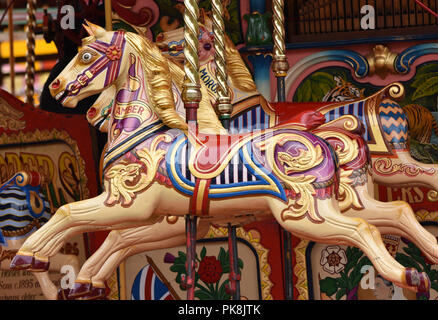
{"left": 348, "top": 184, "right": 438, "bottom": 264}
{"left": 11, "top": 189, "right": 160, "bottom": 271}
{"left": 68, "top": 218, "right": 211, "bottom": 299}
{"left": 268, "top": 197, "right": 430, "bottom": 294}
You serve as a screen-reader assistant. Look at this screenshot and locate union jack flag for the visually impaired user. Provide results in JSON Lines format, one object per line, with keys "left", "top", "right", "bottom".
{"left": 131, "top": 264, "right": 174, "bottom": 300}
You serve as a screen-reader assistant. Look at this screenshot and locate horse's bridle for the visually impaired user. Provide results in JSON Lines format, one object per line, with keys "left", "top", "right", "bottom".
{"left": 65, "top": 31, "right": 126, "bottom": 97}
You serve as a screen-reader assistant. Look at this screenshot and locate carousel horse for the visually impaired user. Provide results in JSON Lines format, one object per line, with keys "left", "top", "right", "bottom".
{"left": 54, "top": 24, "right": 438, "bottom": 298}
{"left": 63, "top": 116, "right": 438, "bottom": 300}
{"left": 64, "top": 114, "right": 437, "bottom": 300}
{"left": 9, "top": 23, "right": 430, "bottom": 297}
{"left": 0, "top": 171, "right": 80, "bottom": 300}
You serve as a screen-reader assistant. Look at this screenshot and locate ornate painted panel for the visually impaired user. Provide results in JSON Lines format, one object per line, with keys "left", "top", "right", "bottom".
{"left": 112, "top": 222, "right": 286, "bottom": 300}
{"left": 0, "top": 89, "right": 99, "bottom": 299}
{"left": 298, "top": 222, "right": 438, "bottom": 300}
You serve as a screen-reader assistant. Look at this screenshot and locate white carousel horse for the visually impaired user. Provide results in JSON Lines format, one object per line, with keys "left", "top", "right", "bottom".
{"left": 51, "top": 22, "right": 438, "bottom": 298}
{"left": 9, "top": 23, "right": 430, "bottom": 298}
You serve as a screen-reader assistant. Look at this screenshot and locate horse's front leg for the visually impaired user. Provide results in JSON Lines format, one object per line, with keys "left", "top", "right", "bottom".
{"left": 346, "top": 183, "right": 438, "bottom": 263}
{"left": 68, "top": 218, "right": 211, "bottom": 300}
{"left": 268, "top": 196, "right": 430, "bottom": 293}
{"left": 11, "top": 186, "right": 161, "bottom": 271}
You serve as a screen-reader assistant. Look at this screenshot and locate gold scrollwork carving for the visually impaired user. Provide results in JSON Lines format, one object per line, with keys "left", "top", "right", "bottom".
{"left": 0, "top": 97, "right": 26, "bottom": 131}
{"left": 257, "top": 134, "right": 324, "bottom": 223}
{"left": 366, "top": 45, "right": 398, "bottom": 79}
{"left": 427, "top": 190, "right": 438, "bottom": 203}
{"left": 338, "top": 169, "right": 364, "bottom": 212}
{"left": 386, "top": 82, "right": 405, "bottom": 100}
{"left": 105, "top": 134, "right": 172, "bottom": 206}
{"left": 373, "top": 157, "right": 435, "bottom": 177}
{"left": 316, "top": 131, "right": 359, "bottom": 166}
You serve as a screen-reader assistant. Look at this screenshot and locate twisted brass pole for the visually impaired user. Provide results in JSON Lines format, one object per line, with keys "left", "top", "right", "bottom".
{"left": 272, "top": 0, "right": 293, "bottom": 300}
{"left": 182, "top": 0, "right": 202, "bottom": 125}
{"left": 7, "top": 0, "right": 15, "bottom": 96}
{"left": 212, "top": 0, "right": 232, "bottom": 129}
{"left": 212, "top": 0, "right": 240, "bottom": 300}
{"left": 25, "top": 0, "right": 37, "bottom": 107}
{"left": 182, "top": 0, "right": 201, "bottom": 301}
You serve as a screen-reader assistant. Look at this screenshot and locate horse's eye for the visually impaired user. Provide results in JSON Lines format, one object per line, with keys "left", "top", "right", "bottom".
{"left": 81, "top": 52, "right": 93, "bottom": 63}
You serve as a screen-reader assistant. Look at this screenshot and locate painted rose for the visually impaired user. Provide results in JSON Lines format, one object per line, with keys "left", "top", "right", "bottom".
{"left": 320, "top": 245, "right": 347, "bottom": 274}
{"left": 198, "top": 256, "right": 223, "bottom": 283}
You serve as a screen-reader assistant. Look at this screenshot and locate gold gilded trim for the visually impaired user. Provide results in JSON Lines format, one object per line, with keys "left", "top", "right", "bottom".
{"left": 257, "top": 133, "right": 323, "bottom": 222}
{"left": 0, "top": 129, "right": 90, "bottom": 200}
{"left": 105, "top": 133, "right": 171, "bottom": 206}
{"left": 293, "top": 239, "right": 310, "bottom": 300}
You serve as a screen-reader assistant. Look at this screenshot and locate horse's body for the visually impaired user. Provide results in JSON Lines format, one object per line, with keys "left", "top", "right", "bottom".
{"left": 0, "top": 171, "right": 79, "bottom": 299}
{"left": 47, "top": 21, "right": 438, "bottom": 299}
{"left": 66, "top": 116, "right": 438, "bottom": 300}
{"left": 10, "top": 23, "right": 431, "bottom": 297}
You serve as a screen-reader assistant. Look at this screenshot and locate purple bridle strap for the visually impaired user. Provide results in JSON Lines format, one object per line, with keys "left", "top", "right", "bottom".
{"left": 66, "top": 31, "right": 126, "bottom": 96}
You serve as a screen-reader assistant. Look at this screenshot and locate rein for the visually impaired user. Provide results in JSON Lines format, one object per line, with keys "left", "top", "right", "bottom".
{"left": 66, "top": 31, "right": 126, "bottom": 97}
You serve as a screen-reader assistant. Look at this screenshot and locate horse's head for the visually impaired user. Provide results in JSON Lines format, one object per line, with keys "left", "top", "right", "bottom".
{"left": 156, "top": 10, "right": 214, "bottom": 64}
{"left": 49, "top": 21, "right": 127, "bottom": 108}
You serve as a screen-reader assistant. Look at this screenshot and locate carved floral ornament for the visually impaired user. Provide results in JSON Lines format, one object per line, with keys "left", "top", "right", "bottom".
{"left": 366, "top": 45, "right": 398, "bottom": 79}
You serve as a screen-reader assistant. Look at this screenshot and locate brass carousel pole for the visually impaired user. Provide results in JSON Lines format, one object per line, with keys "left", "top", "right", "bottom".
{"left": 25, "top": 0, "right": 36, "bottom": 107}
{"left": 212, "top": 0, "right": 241, "bottom": 300}
{"left": 182, "top": 0, "right": 201, "bottom": 301}
{"left": 271, "top": 0, "right": 293, "bottom": 300}
{"left": 104, "top": 0, "right": 113, "bottom": 31}
{"left": 8, "top": 0, "right": 15, "bottom": 96}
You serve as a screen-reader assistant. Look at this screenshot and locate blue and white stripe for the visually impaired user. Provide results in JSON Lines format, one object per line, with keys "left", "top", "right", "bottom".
{"left": 325, "top": 101, "right": 370, "bottom": 140}
{"left": 177, "top": 140, "right": 258, "bottom": 186}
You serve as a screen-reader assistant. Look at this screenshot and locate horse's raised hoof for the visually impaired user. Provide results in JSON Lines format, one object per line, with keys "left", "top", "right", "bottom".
{"left": 10, "top": 254, "right": 33, "bottom": 270}
{"left": 57, "top": 288, "right": 72, "bottom": 300}
{"left": 68, "top": 281, "right": 92, "bottom": 299}
{"left": 405, "top": 268, "right": 430, "bottom": 295}
{"left": 10, "top": 254, "right": 50, "bottom": 272}
{"left": 77, "top": 287, "right": 107, "bottom": 300}
{"left": 30, "top": 257, "right": 50, "bottom": 272}
{"left": 418, "top": 272, "right": 431, "bottom": 294}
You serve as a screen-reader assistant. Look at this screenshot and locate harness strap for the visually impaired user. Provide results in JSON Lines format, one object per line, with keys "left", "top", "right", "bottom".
{"left": 66, "top": 31, "right": 126, "bottom": 96}
{"left": 189, "top": 178, "right": 211, "bottom": 216}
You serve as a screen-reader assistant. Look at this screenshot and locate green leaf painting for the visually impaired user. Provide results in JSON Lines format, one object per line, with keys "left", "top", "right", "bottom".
{"left": 318, "top": 238, "right": 438, "bottom": 300}
{"left": 412, "top": 77, "right": 438, "bottom": 101}
{"left": 294, "top": 72, "right": 336, "bottom": 102}
{"left": 165, "top": 246, "right": 244, "bottom": 300}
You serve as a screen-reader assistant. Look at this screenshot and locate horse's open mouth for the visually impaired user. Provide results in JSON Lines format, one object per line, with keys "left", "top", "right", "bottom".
{"left": 54, "top": 90, "right": 69, "bottom": 104}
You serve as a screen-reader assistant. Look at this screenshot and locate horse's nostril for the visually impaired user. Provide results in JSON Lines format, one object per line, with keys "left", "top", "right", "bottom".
{"left": 51, "top": 79, "right": 61, "bottom": 89}
{"left": 203, "top": 43, "right": 212, "bottom": 51}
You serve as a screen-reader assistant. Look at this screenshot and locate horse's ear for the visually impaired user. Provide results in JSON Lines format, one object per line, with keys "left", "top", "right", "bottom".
{"left": 84, "top": 20, "right": 106, "bottom": 38}
{"left": 83, "top": 22, "right": 94, "bottom": 36}
{"left": 199, "top": 8, "right": 206, "bottom": 24}
{"left": 201, "top": 10, "right": 213, "bottom": 30}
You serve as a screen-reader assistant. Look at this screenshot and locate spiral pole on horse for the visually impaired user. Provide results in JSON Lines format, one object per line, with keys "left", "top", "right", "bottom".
{"left": 272, "top": 0, "right": 294, "bottom": 300}
{"left": 181, "top": 0, "right": 201, "bottom": 301}
{"left": 212, "top": 0, "right": 241, "bottom": 300}
{"left": 25, "top": 0, "right": 37, "bottom": 107}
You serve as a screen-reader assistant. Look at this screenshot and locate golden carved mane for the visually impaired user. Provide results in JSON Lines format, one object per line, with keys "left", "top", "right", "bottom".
{"left": 224, "top": 35, "right": 258, "bottom": 93}
{"left": 124, "top": 32, "right": 225, "bottom": 134}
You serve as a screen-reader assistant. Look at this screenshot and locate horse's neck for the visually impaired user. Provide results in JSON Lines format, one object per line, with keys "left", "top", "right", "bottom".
{"left": 107, "top": 55, "right": 162, "bottom": 148}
